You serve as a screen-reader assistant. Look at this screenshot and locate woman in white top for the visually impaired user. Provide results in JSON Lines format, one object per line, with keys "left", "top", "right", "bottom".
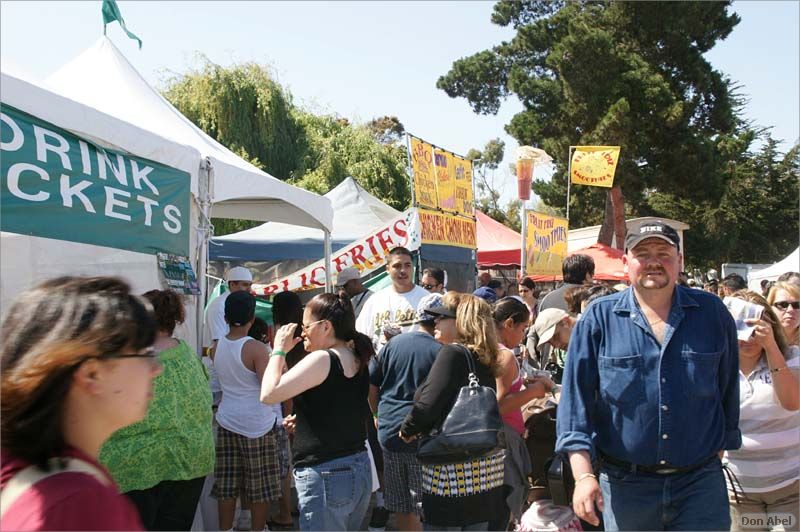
{"left": 768, "top": 281, "right": 800, "bottom": 347}
{"left": 725, "top": 290, "right": 800, "bottom": 531}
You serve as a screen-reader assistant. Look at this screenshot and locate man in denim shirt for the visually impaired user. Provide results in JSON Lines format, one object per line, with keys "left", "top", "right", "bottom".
{"left": 556, "top": 221, "right": 741, "bottom": 531}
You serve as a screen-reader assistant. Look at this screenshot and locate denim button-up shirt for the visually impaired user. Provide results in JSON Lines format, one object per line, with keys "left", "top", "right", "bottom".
{"left": 556, "top": 286, "right": 742, "bottom": 467}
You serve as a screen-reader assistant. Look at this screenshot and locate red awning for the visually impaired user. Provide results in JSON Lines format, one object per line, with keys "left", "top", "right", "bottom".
{"left": 527, "top": 243, "right": 627, "bottom": 282}
{"left": 476, "top": 210, "right": 522, "bottom": 268}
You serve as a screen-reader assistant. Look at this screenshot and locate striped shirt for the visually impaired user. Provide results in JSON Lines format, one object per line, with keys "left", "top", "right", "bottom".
{"left": 724, "top": 346, "right": 800, "bottom": 493}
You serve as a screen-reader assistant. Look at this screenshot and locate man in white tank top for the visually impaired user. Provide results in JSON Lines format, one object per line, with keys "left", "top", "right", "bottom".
{"left": 211, "top": 291, "right": 282, "bottom": 532}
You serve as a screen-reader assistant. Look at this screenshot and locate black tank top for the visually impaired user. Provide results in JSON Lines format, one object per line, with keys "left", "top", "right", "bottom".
{"left": 292, "top": 350, "right": 368, "bottom": 467}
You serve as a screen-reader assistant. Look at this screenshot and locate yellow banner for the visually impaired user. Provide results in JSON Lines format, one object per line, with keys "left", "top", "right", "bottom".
{"left": 570, "top": 146, "right": 620, "bottom": 188}
{"left": 452, "top": 155, "right": 474, "bottom": 216}
{"left": 410, "top": 137, "right": 438, "bottom": 209}
{"left": 418, "top": 208, "right": 476, "bottom": 248}
{"left": 434, "top": 149, "right": 457, "bottom": 212}
{"left": 525, "top": 212, "right": 568, "bottom": 276}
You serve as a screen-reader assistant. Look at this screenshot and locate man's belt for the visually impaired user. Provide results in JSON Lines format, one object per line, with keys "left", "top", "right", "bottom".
{"left": 599, "top": 452, "right": 718, "bottom": 476}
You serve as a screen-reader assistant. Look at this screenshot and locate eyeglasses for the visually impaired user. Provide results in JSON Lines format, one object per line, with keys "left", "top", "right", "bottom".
{"left": 774, "top": 301, "right": 800, "bottom": 311}
{"left": 301, "top": 319, "right": 326, "bottom": 333}
{"left": 422, "top": 283, "right": 437, "bottom": 290}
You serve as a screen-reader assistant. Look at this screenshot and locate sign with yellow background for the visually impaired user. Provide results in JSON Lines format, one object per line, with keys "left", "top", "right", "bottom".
{"left": 570, "top": 146, "right": 620, "bottom": 188}
{"left": 434, "top": 149, "right": 456, "bottom": 212}
{"left": 409, "top": 137, "right": 437, "bottom": 209}
{"left": 525, "top": 212, "right": 568, "bottom": 276}
{"left": 452, "top": 155, "right": 474, "bottom": 216}
{"left": 418, "top": 208, "right": 476, "bottom": 249}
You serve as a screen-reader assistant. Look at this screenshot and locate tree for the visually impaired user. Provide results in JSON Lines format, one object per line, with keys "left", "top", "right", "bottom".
{"left": 437, "top": 1, "right": 742, "bottom": 252}
{"left": 468, "top": 138, "right": 509, "bottom": 224}
{"left": 162, "top": 59, "right": 411, "bottom": 234}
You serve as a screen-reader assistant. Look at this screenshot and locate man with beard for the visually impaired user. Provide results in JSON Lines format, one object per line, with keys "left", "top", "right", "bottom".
{"left": 556, "top": 221, "right": 741, "bottom": 531}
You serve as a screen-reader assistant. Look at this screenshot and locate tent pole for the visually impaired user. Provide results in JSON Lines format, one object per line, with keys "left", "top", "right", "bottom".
{"left": 197, "top": 157, "right": 213, "bottom": 354}
{"left": 324, "top": 230, "right": 333, "bottom": 293}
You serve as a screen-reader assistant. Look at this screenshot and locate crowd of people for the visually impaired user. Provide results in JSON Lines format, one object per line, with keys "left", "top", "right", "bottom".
{"left": 1, "top": 221, "right": 798, "bottom": 532}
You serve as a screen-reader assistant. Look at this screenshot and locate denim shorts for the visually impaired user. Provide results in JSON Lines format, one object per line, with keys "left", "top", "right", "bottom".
{"left": 293, "top": 451, "right": 371, "bottom": 531}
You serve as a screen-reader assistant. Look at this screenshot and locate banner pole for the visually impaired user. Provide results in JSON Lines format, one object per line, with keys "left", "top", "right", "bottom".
{"left": 520, "top": 205, "right": 527, "bottom": 279}
{"left": 405, "top": 133, "right": 416, "bottom": 207}
{"left": 566, "top": 146, "right": 575, "bottom": 226}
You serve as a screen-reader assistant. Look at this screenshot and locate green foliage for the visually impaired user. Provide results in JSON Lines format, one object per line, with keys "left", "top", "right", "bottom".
{"left": 162, "top": 58, "right": 411, "bottom": 225}
{"left": 163, "top": 58, "right": 303, "bottom": 180}
{"left": 469, "top": 138, "right": 511, "bottom": 225}
{"left": 289, "top": 112, "right": 410, "bottom": 211}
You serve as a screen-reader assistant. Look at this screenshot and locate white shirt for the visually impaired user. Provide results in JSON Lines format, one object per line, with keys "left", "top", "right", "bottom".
{"left": 214, "top": 336, "right": 277, "bottom": 438}
{"left": 724, "top": 346, "right": 800, "bottom": 493}
{"left": 204, "top": 291, "right": 230, "bottom": 345}
{"left": 356, "top": 284, "right": 428, "bottom": 350}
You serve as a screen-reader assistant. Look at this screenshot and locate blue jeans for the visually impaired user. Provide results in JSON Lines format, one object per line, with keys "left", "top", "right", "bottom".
{"left": 293, "top": 451, "right": 371, "bottom": 531}
{"left": 599, "top": 458, "right": 730, "bottom": 531}
{"left": 422, "top": 522, "right": 489, "bottom": 531}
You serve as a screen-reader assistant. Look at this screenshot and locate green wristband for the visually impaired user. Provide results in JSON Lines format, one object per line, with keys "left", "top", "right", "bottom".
{"left": 271, "top": 350, "right": 286, "bottom": 358}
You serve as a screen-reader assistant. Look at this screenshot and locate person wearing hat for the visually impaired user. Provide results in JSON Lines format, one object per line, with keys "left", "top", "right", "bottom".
{"left": 534, "top": 308, "right": 577, "bottom": 352}
{"left": 367, "top": 293, "right": 451, "bottom": 531}
{"left": 204, "top": 266, "right": 254, "bottom": 355}
{"left": 556, "top": 220, "right": 741, "bottom": 531}
{"left": 336, "top": 266, "right": 373, "bottom": 318}
{"left": 473, "top": 285, "right": 498, "bottom": 304}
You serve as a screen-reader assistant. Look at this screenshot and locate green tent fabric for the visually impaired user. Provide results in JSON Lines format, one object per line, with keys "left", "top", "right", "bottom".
{"left": 206, "top": 269, "right": 393, "bottom": 326}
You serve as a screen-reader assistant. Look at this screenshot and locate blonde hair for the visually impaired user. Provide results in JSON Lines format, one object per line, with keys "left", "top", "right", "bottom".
{"left": 454, "top": 294, "right": 501, "bottom": 375}
{"left": 767, "top": 281, "right": 800, "bottom": 345}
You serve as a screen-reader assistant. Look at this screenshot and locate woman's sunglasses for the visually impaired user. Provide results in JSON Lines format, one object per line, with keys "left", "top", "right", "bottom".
{"left": 774, "top": 301, "right": 800, "bottom": 311}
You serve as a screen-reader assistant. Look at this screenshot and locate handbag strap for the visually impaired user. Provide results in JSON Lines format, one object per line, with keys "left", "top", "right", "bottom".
{"left": 458, "top": 344, "right": 480, "bottom": 388}
{"left": 0, "top": 457, "right": 110, "bottom": 519}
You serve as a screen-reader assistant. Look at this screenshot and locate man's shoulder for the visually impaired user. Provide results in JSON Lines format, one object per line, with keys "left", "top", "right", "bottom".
{"left": 389, "top": 331, "right": 440, "bottom": 350}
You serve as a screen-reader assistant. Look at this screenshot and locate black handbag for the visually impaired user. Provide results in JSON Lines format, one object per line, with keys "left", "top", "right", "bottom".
{"left": 416, "top": 345, "right": 504, "bottom": 464}
{"left": 545, "top": 452, "right": 575, "bottom": 507}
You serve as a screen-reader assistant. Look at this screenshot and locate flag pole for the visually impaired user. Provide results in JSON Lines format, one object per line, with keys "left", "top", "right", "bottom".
{"left": 566, "top": 146, "right": 575, "bottom": 226}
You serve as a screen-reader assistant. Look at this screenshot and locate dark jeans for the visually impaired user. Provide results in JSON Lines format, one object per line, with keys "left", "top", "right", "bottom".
{"left": 422, "top": 522, "right": 489, "bottom": 531}
{"left": 599, "top": 458, "right": 730, "bottom": 531}
{"left": 126, "top": 476, "right": 206, "bottom": 531}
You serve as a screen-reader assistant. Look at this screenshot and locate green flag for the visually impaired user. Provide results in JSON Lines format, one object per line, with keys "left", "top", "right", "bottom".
{"left": 102, "top": 0, "right": 142, "bottom": 49}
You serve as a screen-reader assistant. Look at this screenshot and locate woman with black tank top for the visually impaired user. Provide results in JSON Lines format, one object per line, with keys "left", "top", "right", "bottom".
{"left": 261, "top": 293, "right": 376, "bottom": 531}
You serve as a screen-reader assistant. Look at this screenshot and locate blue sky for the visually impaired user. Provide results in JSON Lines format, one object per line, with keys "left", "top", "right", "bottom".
{"left": 2, "top": 1, "right": 797, "bottom": 206}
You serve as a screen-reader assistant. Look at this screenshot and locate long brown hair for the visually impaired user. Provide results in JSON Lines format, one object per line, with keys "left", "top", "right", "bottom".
{"left": 1, "top": 277, "right": 156, "bottom": 468}
{"left": 732, "top": 290, "right": 790, "bottom": 360}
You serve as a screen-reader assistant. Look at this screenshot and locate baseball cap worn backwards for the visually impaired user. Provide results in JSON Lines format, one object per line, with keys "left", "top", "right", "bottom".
{"left": 625, "top": 221, "right": 680, "bottom": 252}
{"left": 225, "top": 290, "right": 256, "bottom": 327}
{"left": 226, "top": 266, "right": 253, "bottom": 282}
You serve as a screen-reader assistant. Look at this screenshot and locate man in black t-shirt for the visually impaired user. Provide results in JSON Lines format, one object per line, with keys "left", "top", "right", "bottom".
{"left": 368, "top": 293, "right": 444, "bottom": 531}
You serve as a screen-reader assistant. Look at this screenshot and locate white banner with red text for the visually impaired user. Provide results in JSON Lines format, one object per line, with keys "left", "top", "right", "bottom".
{"left": 252, "top": 209, "right": 421, "bottom": 295}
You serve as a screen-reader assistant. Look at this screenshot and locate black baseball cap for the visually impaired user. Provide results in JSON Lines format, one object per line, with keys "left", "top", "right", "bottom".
{"left": 225, "top": 291, "right": 256, "bottom": 326}
{"left": 625, "top": 221, "right": 680, "bottom": 252}
{"left": 425, "top": 305, "right": 457, "bottom": 319}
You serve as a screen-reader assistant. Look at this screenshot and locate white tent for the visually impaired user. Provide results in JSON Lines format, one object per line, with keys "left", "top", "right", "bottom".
{"left": 747, "top": 247, "right": 800, "bottom": 291}
{"left": 1, "top": 71, "right": 204, "bottom": 347}
{"left": 212, "top": 177, "right": 399, "bottom": 263}
{"left": 46, "top": 37, "right": 333, "bottom": 232}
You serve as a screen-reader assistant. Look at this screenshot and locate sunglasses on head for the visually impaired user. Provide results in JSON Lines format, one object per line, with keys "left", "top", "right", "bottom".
{"left": 774, "top": 301, "right": 800, "bottom": 311}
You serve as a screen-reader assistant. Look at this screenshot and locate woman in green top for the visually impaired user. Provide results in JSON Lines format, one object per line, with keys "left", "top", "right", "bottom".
{"left": 100, "top": 289, "right": 215, "bottom": 530}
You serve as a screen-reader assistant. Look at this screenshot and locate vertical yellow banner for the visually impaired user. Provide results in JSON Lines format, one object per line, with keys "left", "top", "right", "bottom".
{"left": 434, "top": 149, "right": 456, "bottom": 212}
{"left": 525, "top": 212, "right": 568, "bottom": 276}
{"left": 570, "top": 146, "right": 621, "bottom": 188}
{"left": 452, "top": 155, "right": 474, "bottom": 216}
{"left": 410, "top": 137, "right": 438, "bottom": 209}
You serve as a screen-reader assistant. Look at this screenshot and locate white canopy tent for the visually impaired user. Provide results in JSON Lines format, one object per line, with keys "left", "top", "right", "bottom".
{"left": 46, "top": 37, "right": 333, "bottom": 232}
{"left": 1, "top": 71, "right": 204, "bottom": 348}
{"left": 747, "top": 247, "right": 800, "bottom": 291}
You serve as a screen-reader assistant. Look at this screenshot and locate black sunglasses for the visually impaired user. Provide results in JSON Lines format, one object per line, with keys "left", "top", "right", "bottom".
{"left": 422, "top": 283, "right": 436, "bottom": 290}
{"left": 774, "top": 301, "right": 800, "bottom": 311}
{"left": 97, "top": 347, "right": 159, "bottom": 361}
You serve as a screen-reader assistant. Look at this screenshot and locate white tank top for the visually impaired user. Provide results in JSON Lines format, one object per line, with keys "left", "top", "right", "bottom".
{"left": 214, "top": 336, "right": 277, "bottom": 438}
